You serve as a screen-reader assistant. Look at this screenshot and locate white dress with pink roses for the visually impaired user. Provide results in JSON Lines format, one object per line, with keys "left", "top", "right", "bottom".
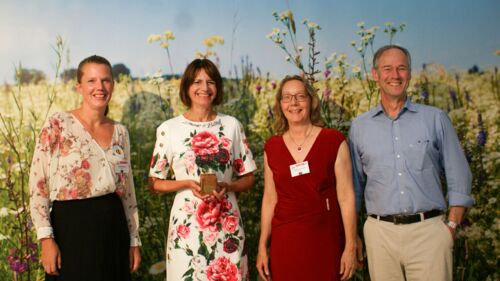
{"left": 149, "top": 113, "right": 256, "bottom": 281}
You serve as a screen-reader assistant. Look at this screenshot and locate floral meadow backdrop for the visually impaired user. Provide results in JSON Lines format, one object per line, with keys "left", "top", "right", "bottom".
{"left": 0, "top": 10, "right": 499, "bottom": 281}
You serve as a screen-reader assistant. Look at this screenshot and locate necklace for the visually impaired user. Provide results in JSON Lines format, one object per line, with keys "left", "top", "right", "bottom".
{"left": 288, "top": 126, "right": 313, "bottom": 151}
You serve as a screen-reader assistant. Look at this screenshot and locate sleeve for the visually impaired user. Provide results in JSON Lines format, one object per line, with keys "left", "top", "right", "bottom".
{"left": 436, "top": 111, "right": 474, "bottom": 207}
{"left": 29, "top": 116, "right": 57, "bottom": 240}
{"left": 149, "top": 123, "right": 173, "bottom": 179}
{"left": 348, "top": 122, "right": 366, "bottom": 213}
{"left": 231, "top": 119, "right": 257, "bottom": 176}
{"left": 120, "top": 128, "right": 142, "bottom": 246}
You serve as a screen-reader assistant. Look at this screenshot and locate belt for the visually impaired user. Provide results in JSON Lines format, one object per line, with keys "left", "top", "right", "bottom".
{"left": 369, "top": 209, "right": 443, "bottom": 225}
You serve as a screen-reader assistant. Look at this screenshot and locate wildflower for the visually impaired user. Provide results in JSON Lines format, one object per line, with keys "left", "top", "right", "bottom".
{"left": 267, "top": 106, "right": 274, "bottom": 119}
{"left": 285, "top": 56, "right": 291, "bottom": 62}
{"left": 449, "top": 90, "right": 458, "bottom": 103}
{"left": 351, "top": 65, "right": 361, "bottom": 74}
{"left": 477, "top": 129, "right": 487, "bottom": 147}
{"left": 298, "top": 46, "right": 303, "bottom": 52}
{"left": 420, "top": 91, "right": 429, "bottom": 99}
{"left": 324, "top": 69, "right": 331, "bottom": 78}
{"left": 160, "top": 42, "right": 169, "bottom": 49}
{"left": 0, "top": 207, "right": 8, "bottom": 217}
{"left": 488, "top": 197, "right": 497, "bottom": 204}
{"left": 271, "top": 80, "right": 277, "bottom": 89}
{"left": 147, "top": 34, "right": 162, "bottom": 43}
{"left": 351, "top": 40, "right": 356, "bottom": 47}
{"left": 0, "top": 234, "right": 8, "bottom": 240}
{"left": 163, "top": 30, "right": 175, "bottom": 40}
{"left": 323, "top": 88, "right": 332, "bottom": 99}
{"left": 357, "top": 21, "right": 365, "bottom": 28}
{"left": 256, "top": 84, "right": 262, "bottom": 93}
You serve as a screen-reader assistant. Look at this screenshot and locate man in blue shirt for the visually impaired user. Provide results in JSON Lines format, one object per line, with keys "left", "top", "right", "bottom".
{"left": 349, "top": 45, "right": 473, "bottom": 281}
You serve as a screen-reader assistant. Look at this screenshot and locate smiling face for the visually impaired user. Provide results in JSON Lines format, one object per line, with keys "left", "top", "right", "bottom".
{"left": 76, "top": 63, "right": 114, "bottom": 111}
{"left": 279, "top": 79, "right": 311, "bottom": 125}
{"left": 372, "top": 48, "right": 411, "bottom": 100}
{"left": 187, "top": 69, "right": 217, "bottom": 109}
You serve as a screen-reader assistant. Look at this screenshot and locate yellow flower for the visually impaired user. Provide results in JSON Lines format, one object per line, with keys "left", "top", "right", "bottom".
{"left": 160, "top": 42, "right": 170, "bottom": 49}
{"left": 164, "top": 30, "right": 175, "bottom": 40}
{"left": 147, "top": 34, "right": 162, "bottom": 43}
{"left": 495, "top": 50, "right": 500, "bottom": 56}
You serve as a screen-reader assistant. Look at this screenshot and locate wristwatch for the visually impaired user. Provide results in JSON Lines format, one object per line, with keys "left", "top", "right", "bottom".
{"left": 445, "top": 220, "right": 458, "bottom": 230}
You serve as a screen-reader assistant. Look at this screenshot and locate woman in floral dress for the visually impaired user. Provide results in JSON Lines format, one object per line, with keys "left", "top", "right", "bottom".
{"left": 149, "top": 58, "right": 256, "bottom": 281}
{"left": 29, "top": 55, "right": 141, "bottom": 280}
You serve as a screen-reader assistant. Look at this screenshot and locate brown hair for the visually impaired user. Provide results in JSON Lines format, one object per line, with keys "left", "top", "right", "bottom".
{"left": 273, "top": 75, "right": 324, "bottom": 135}
{"left": 179, "top": 59, "right": 224, "bottom": 107}
{"left": 77, "top": 55, "right": 113, "bottom": 83}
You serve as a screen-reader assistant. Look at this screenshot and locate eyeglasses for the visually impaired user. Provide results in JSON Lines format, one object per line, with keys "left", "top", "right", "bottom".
{"left": 280, "top": 94, "right": 309, "bottom": 103}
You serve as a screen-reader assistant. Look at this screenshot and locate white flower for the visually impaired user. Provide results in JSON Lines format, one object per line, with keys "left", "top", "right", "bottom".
{"left": 0, "top": 207, "right": 8, "bottom": 217}
{"left": 148, "top": 260, "right": 166, "bottom": 275}
{"left": 488, "top": 197, "right": 497, "bottom": 204}
{"left": 357, "top": 21, "right": 365, "bottom": 28}
{"left": 352, "top": 65, "right": 361, "bottom": 74}
{"left": 0, "top": 234, "right": 9, "bottom": 241}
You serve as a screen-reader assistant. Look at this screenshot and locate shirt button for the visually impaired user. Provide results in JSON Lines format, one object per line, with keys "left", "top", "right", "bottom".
{"left": 398, "top": 172, "right": 402, "bottom": 176}
{"left": 396, "top": 154, "right": 401, "bottom": 158}
{"left": 401, "top": 191, "right": 404, "bottom": 194}
{"left": 395, "top": 137, "right": 399, "bottom": 141}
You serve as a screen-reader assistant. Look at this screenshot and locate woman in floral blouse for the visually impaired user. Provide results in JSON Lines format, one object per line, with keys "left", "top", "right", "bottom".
{"left": 29, "top": 55, "right": 141, "bottom": 280}
{"left": 149, "top": 58, "right": 256, "bottom": 281}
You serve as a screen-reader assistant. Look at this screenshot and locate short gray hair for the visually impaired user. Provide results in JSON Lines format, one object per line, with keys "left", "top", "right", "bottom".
{"left": 372, "top": 45, "right": 411, "bottom": 71}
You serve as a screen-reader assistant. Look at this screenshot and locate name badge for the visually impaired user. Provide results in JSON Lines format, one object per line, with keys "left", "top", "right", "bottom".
{"left": 115, "top": 160, "right": 129, "bottom": 173}
{"left": 290, "top": 161, "right": 310, "bottom": 177}
{"left": 112, "top": 145, "right": 125, "bottom": 160}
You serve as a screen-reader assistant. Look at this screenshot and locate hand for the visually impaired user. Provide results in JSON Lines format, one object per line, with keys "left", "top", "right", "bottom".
{"left": 356, "top": 235, "right": 364, "bottom": 267}
{"left": 446, "top": 225, "right": 457, "bottom": 240}
{"left": 211, "top": 182, "right": 229, "bottom": 200}
{"left": 41, "top": 238, "right": 61, "bottom": 275}
{"left": 339, "top": 245, "right": 357, "bottom": 281}
{"left": 129, "top": 246, "right": 141, "bottom": 272}
{"left": 187, "top": 180, "right": 210, "bottom": 200}
{"left": 256, "top": 249, "right": 271, "bottom": 281}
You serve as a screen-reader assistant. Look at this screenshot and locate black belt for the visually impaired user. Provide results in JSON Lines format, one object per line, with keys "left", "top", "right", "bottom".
{"left": 369, "top": 209, "right": 443, "bottom": 225}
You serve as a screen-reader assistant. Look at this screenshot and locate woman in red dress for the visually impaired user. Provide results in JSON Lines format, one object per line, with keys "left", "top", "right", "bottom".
{"left": 256, "top": 75, "right": 358, "bottom": 281}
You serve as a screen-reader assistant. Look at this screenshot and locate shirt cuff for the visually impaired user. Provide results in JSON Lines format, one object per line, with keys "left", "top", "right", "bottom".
{"left": 448, "top": 190, "right": 475, "bottom": 207}
{"left": 130, "top": 236, "right": 142, "bottom": 247}
{"left": 36, "top": 227, "right": 54, "bottom": 240}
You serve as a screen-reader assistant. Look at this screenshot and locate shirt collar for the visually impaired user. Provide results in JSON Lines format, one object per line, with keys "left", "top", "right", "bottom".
{"left": 370, "top": 97, "right": 418, "bottom": 118}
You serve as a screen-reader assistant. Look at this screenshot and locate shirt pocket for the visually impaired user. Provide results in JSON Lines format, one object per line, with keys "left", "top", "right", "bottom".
{"left": 404, "top": 139, "right": 434, "bottom": 171}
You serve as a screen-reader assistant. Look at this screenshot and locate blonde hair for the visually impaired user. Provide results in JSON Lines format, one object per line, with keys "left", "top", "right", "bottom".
{"left": 272, "top": 75, "right": 324, "bottom": 135}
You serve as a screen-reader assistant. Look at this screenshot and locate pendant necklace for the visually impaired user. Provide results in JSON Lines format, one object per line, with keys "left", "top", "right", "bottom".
{"left": 288, "top": 126, "right": 313, "bottom": 151}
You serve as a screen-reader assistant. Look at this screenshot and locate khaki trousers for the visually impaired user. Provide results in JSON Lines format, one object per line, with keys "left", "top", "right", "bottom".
{"left": 364, "top": 215, "right": 453, "bottom": 281}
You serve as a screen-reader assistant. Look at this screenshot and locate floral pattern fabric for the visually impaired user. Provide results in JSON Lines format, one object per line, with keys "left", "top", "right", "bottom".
{"left": 29, "top": 112, "right": 141, "bottom": 246}
{"left": 149, "top": 113, "right": 256, "bottom": 281}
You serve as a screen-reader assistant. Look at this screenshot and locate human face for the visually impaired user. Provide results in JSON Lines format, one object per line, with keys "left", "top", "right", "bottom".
{"left": 372, "top": 48, "right": 411, "bottom": 100}
{"left": 280, "top": 80, "right": 311, "bottom": 125}
{"left": 76, "top": 63, "right": 114, "bottom": 111}
{"left": 188, "top": 69, "right": 217, "bottom": 109}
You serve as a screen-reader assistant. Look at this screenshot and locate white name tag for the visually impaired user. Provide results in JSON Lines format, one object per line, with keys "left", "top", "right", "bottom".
{"left": 115, "top": 160, "right": 129, "bottom": 173}
{"left": 290, "top": 161, "right": 310, "bottom": 177}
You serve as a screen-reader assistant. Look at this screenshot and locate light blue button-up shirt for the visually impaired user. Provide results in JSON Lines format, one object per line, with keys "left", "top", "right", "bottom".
{"left": 348, "top": 99, "right": 473, "bottom": 215}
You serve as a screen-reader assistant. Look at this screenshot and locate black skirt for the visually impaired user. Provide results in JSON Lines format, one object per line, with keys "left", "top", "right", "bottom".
{"left": 46, "top": 193, "right": 131, "bottom": 281}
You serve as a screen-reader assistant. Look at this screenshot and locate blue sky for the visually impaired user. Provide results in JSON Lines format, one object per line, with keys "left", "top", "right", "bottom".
{"left": 1, "top": 0, "right": 499, "bottom": 83}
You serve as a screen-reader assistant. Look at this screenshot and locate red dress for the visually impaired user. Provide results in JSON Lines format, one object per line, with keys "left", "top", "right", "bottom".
{"left": 264, "top": 128, "right": 346, "bottom": 281}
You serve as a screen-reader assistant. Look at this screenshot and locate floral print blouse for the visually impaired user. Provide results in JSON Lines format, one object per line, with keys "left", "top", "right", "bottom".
{"left": 29, "top": 112, "right": 141, "bottom": 246}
